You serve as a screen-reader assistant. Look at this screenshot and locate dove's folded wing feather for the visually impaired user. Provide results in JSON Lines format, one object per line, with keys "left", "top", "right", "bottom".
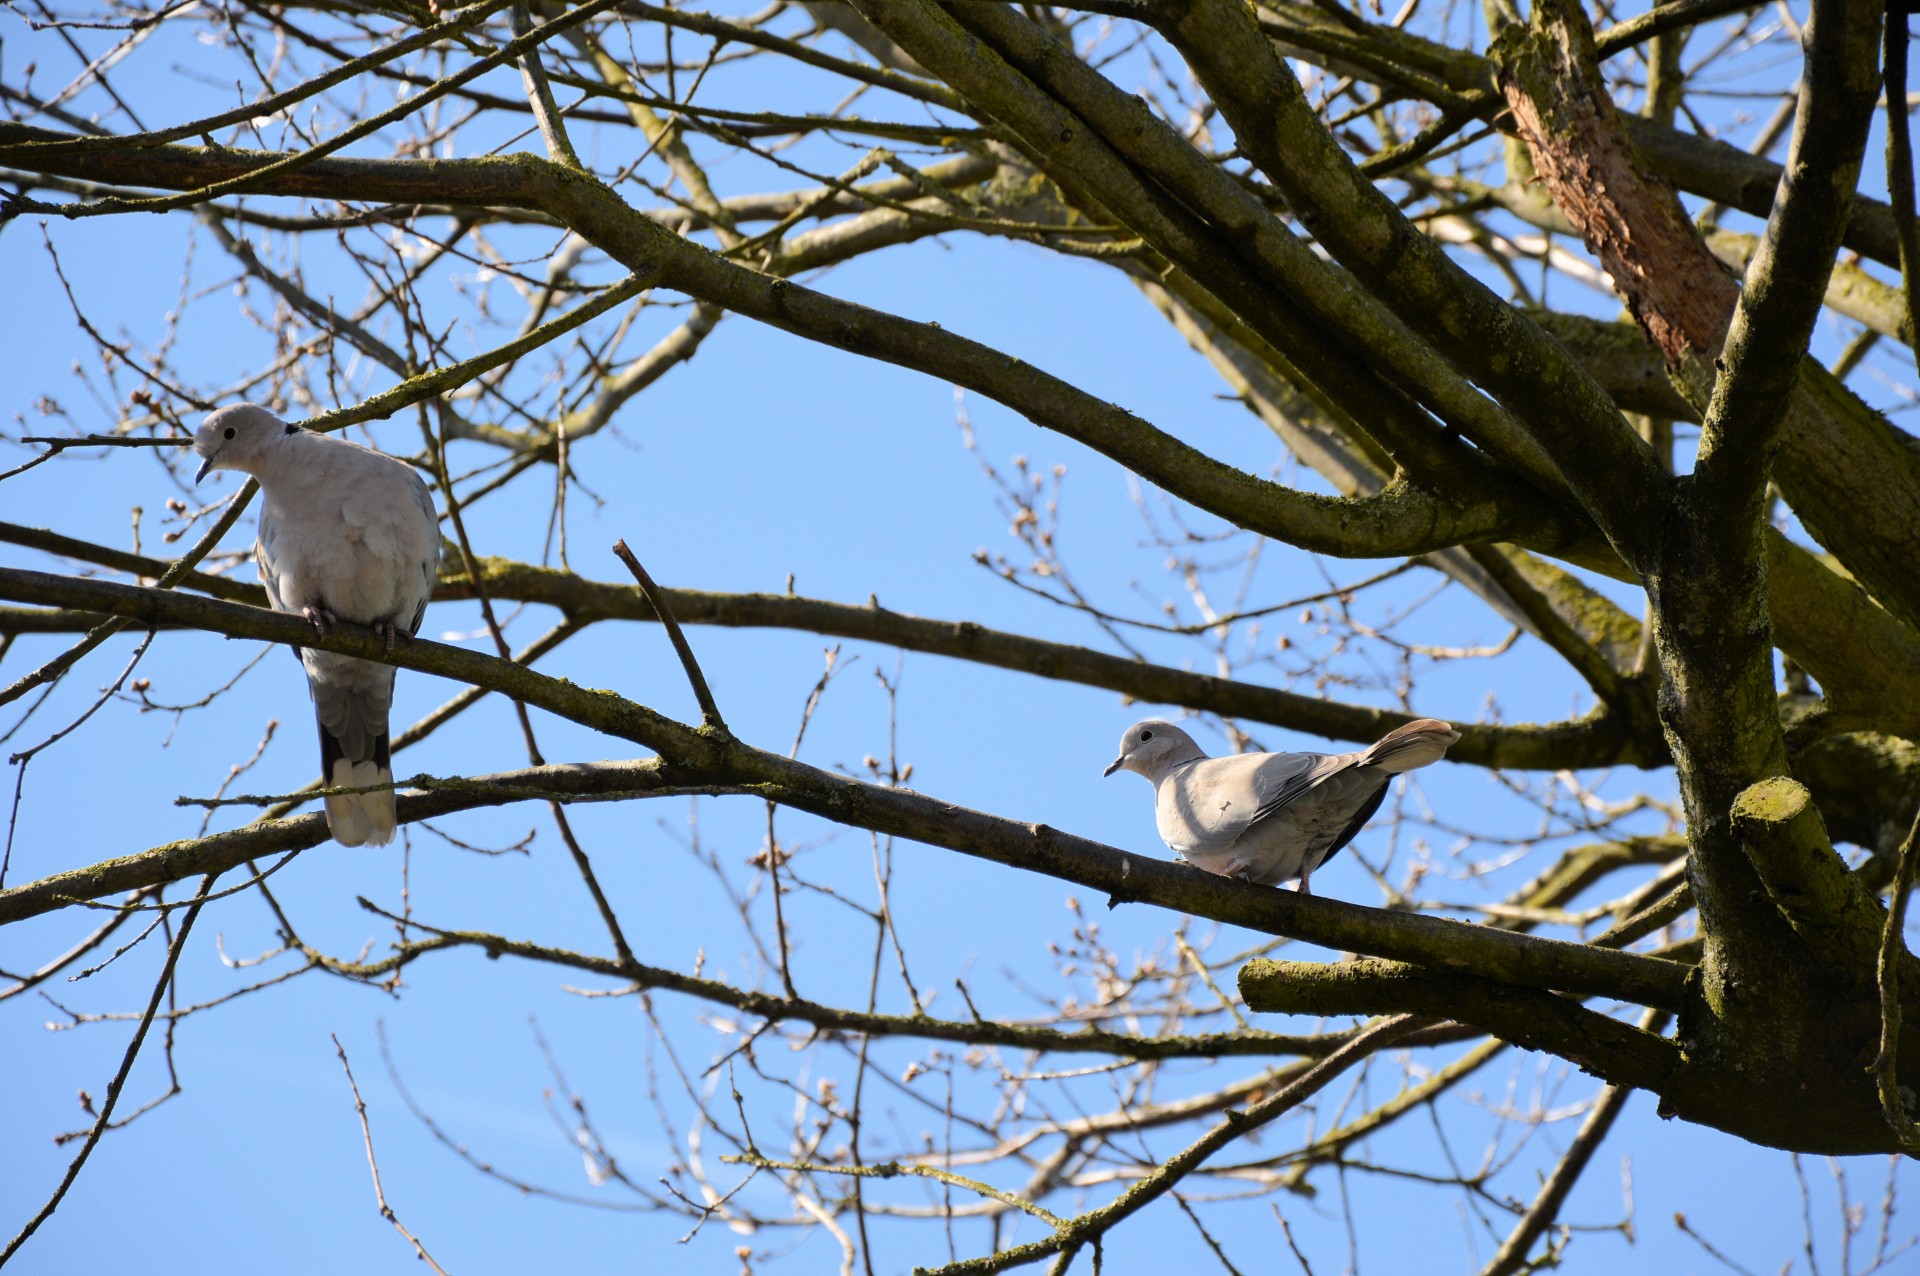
{"left": 1159, "top": 751, "right": 1319, "bottom": 855}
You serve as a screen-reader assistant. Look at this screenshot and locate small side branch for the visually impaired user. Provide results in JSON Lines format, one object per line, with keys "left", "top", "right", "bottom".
{"left": 510, "top": 0, "right": 583, "bottom": 170}
{"left": 332, "top": 1035, "right": 454, "bottom": 1274}
{"left": 1731, "top": 776, "right": 1915, "bottom": 980}
{"left": 1871, "top": 798, "right": 1920, "bottom": 1154}
{"left": 720, "top": 1153, "right": 1066, "bottom": 1229}
{"left": 611, "top": 539, "right": 727, "bottom": 733}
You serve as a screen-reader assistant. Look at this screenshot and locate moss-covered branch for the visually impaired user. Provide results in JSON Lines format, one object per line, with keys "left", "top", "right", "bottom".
{"left": 1731, "top": 777, "right": 1915, "bottom": 981}
{"left": 1239, "top": 957, "right": 1681, "bottom": 1093}
{"left": 1251, "top": 0, "right": 1905, "bottom": 267}
{"left": 0, "top": 567, "right": 1691, "bottom": 1012}
{"left": 1160, "top": 0, "right": 1670, "bottom": 567}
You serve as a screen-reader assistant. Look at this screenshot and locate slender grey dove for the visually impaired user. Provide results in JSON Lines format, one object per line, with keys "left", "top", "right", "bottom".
{"left": 1104, "top": 718, "right": 1460, "bottom": 894}
{"left": 193, "top": 404, "right": 439, "bottom": 847}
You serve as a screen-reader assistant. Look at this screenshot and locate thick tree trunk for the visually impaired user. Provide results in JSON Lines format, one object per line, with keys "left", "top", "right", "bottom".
{"left": 1496, "top": 0, "right": 1907, "bottom": 1153}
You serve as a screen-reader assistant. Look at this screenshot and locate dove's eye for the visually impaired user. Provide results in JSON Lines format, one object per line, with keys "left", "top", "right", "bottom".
{"left": 223, "top": 427, "right": 236, "bottom": 440}
{"left": 1140, "top": 730, "right": 1154, "bottom": 741}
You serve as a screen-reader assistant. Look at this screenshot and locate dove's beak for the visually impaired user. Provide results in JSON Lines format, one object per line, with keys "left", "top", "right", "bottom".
{"left": 193, "top": 455, "right": 214, "bottom": 483}
{"left": 1103, "top": 757, "right": 1123, "bottom": 777}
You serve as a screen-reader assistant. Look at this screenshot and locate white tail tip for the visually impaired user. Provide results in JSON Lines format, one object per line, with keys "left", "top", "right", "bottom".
{"left": 325, "top": 760, "right": 397, "bottom": 847}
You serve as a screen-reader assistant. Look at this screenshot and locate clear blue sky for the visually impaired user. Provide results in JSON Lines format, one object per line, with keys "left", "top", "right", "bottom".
{"left": 3, "top": 3, "right": 1915, "bottom": 1272}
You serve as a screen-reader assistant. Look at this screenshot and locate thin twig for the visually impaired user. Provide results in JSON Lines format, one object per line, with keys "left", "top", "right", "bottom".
{"left": 1674, "top": 1212, "right": 1765, "bottom": 1276}
{"left": 1273, "top": 1206, "right": 1318, "bottom": 1276}
{"left": 1172, "top": 1192, "right": 1246, "bottom": 1275}
{"left": 0, "top": 872, "right": 217, "bottom": 1264}
{"left": 611, "top": 538, "right": 726, "bottom": 732}
{"left": 331, "top": 1034, "right": 454, "bottom": 1275}
{"left": 16, "top": 434, "right": 190, "bottom": 447}
{"left": 1481, "top": 1008, "right": 1673, "bottom": 1274}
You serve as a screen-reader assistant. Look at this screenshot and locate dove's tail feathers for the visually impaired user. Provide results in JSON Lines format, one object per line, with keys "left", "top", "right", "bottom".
{"left": 1362, "top": 718, "right": 1461, "bottom": 773}
{"left": 324, "top": 757, "right": 396, "bottom": 847}
{"left": 317, "top": 715, "right": 397, "bottom": 847}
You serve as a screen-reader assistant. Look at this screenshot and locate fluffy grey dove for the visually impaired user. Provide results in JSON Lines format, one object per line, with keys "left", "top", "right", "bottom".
{"left": 193, "top": 404, "right": 439, "bottom": 847}
{"left": 1104, "top": 718, "right": 1460, "bottom": 894}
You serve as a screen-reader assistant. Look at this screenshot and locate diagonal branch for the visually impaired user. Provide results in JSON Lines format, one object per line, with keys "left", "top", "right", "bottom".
{"left": 1478, "top": 1009, "right": 1671, "bottom": 1276}
{"left": 1685, "top": 0, "right": 1884, "bottom": 545}
{"left": 0, "top": 127, "right": 1605, "bottom": 565}
{"left": 0, "top": 569, "right": 1693, "bottom": 1012}
{"left": 332, "top": 1035, "right": 455, "bottom": 1275}
{"left": 1155, "top": 0, "right": 1671, "bottom": 565}
{"left": 0, "top": 872, "right": 217, "bottom": 1264}
{"left": 511, "top": 0, "right": 583, "bottom": 170}
{"left": 861, "top": 0, "right": 1573, "bottom": 505}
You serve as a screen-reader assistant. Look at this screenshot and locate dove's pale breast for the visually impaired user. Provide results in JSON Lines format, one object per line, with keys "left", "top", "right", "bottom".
{"left": 257, "top": 435, "right": 438, "bottom": 628}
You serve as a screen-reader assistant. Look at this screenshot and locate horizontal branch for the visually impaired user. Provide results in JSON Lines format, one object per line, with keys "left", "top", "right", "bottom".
{"left": 329, "top": 906, "right": 1379, "bottom": 1060}
{"left": 0, "top": 568, "right": 1690, "bottom": 1011}
{"left": 0, "top": 525, "right": 1659, "bottom": 768}
{"left": 0, "top": 759, "right": 688, "bottom": 925}
{"left": 1239, "top": 956, "right": 1681, "bottom": 1092}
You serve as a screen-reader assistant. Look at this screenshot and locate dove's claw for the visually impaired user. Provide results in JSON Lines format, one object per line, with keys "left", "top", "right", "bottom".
{"left": 370, "top": 619, "right": 406, "bottom": 657}
{"left": 303, "top": 606, "right": 338, "bottom": 637}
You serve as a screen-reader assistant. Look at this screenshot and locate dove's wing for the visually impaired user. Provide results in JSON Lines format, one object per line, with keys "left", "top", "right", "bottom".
{"left": 1157, "top": 750, "right": 1323, "bottom": 856}
{"left": 403, "top": 480, "right": 436, "bottom": 636}
{"left": 1232, "top": 749, "right": 1400, "bottom": 886}
{"left": 255, "top": 506, "right": 299, "bottom": 664}
{"left": 1245, "top": 750, "right": 1360, "bottom": 825}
